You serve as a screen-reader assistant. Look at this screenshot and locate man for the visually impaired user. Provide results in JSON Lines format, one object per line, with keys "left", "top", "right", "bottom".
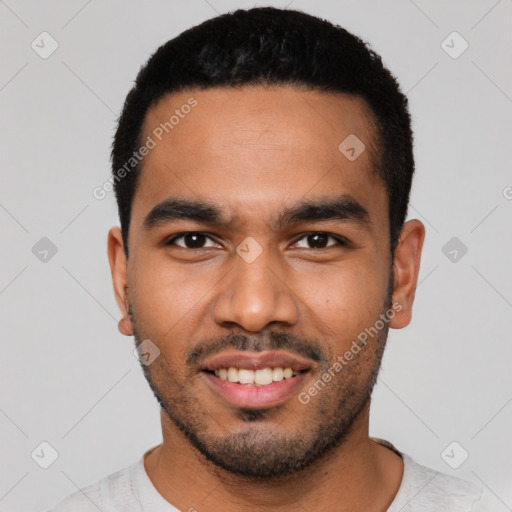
{"left": 48, "top": 6, "right": 489, "bottom": 511}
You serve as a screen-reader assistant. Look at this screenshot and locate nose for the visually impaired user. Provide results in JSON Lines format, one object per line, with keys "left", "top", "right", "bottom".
{"left": 213, "top": 246, "right": 299, "bottom": 333}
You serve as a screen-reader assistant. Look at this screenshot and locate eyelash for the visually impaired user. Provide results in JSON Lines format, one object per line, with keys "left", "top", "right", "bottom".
{"left": 165, "top": 232, "right": 349, "bottom": 250}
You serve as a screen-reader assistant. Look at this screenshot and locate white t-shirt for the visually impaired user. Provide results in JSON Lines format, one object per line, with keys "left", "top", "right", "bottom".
{"left": 46, "top": 438, "right": 490, "bottom": 511}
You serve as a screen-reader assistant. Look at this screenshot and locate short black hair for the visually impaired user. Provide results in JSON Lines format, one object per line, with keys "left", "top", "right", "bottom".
{"left": 111, "top": 7, "right": 414, "bottom": 258}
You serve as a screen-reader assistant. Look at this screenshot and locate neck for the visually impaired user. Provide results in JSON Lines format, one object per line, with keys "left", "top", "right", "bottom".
{"left": 144, "top": 403, "right": 403, "bottom": 511}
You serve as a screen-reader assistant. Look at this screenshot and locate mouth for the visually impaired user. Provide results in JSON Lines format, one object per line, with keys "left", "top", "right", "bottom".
{"left": 199, "top": 350, "right": 314, "bottom": 409}
{"left": 202, "top": 366, "right": 307, "bottom": 385}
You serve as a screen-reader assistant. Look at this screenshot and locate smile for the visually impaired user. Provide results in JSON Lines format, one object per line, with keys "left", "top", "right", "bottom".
{"left": 201, "top": 368, "right": 311, "bottom": 409}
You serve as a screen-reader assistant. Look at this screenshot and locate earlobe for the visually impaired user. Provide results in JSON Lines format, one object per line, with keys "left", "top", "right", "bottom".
{"left": 107, "top": 226, "right": 134, "bottom": 337}
{"left": 118, "top": 316, "right": 133, "bottom": 336}
{"left": 389, "top": 219, "right": 425, "bottom": 330}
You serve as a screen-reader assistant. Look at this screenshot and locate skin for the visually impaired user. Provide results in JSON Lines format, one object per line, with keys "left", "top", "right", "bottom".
{"left": 108, "top": 86, "right": 425, "bottom": 511}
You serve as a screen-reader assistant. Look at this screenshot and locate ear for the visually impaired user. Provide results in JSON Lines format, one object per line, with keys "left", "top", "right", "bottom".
{"left": 107, "top": 226, "right": 133, "bottom": 336}
{"left": 389, "top": 219, "right": 425, "bottom": 329}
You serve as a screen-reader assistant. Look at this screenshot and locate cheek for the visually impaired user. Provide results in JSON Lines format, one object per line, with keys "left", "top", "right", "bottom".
{"left": 128, "top": 252, "right": 211, "bottom": 337}
{"left": 301, "top": 263, "right": 388, "bottom": 341}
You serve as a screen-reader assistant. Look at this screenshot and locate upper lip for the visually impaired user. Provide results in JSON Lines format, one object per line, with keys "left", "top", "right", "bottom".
{"left": 200, "top": 350, "right": 315, "bottom": 372}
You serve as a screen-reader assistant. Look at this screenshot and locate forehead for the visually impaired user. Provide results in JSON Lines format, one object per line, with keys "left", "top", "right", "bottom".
{"left": 133, "top": 86, "right": 386, "bottom": 230}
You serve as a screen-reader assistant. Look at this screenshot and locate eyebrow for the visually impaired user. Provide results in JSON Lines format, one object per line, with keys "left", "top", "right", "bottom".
{"left": 142, "top": 194, "right": 371, "bottom": 231}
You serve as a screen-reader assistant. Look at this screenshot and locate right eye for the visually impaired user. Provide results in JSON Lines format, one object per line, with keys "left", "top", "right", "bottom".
{"left": 165, "top": 232, "right": 222, "bottom": 250}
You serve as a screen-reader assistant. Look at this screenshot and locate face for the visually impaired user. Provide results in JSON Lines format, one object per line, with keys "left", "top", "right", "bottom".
{"left": 109, "top": 86, "right": 423, "bottom": 478}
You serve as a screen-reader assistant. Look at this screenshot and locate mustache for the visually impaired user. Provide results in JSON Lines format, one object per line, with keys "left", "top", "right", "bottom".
{"left": 186, "top": 331, "right": 327, "bottom": 369}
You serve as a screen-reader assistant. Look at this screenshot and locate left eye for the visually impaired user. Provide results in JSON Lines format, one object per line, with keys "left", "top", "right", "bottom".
{"left": 292, "top": 232, "right": 346, "bottom": 249}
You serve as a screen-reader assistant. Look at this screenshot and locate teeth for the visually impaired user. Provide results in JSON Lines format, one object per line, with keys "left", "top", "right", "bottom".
{"left": 255, "top": 368, "right": 273, "bottom": 385}
{"left": 272, "top": 367, "right": 284, "bottom": 381}
{"left": 239, "top": 368, "right": 255, "bottom": 384}
{"left": 213, "top": 366, "right": 299, "bottom": 386}
{"left": 283, "top": 367, "right": 293, "bottom": 379}
{"left": 227, "top": 367, "right": 238, "bottom": 383}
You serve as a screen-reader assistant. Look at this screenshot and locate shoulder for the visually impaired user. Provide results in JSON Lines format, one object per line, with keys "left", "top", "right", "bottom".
{"left": 390, "top": 452, "right": 485, "bottom": 511}
{"left": 369, "top": 438, "right": 489, "bottom": 512}
{"left": 45, "top": 460, "right": 141, "bottom": 512}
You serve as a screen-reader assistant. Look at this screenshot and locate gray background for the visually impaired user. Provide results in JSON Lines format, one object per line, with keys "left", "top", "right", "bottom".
{"left": 1, "top": 0, "right": 511, "bottom": 510}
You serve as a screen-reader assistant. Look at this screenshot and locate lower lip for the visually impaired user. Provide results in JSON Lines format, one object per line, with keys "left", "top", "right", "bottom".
{"left": 201, "top": 371, "right": 309, "bottom": 409}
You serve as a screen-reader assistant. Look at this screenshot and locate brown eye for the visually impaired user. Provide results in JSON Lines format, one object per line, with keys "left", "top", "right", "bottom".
{"left": 166, "top": 232, "right": 219, "bottom": 249}
{"left": 293, "top": 232, "right": 346, "bottom": 249}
